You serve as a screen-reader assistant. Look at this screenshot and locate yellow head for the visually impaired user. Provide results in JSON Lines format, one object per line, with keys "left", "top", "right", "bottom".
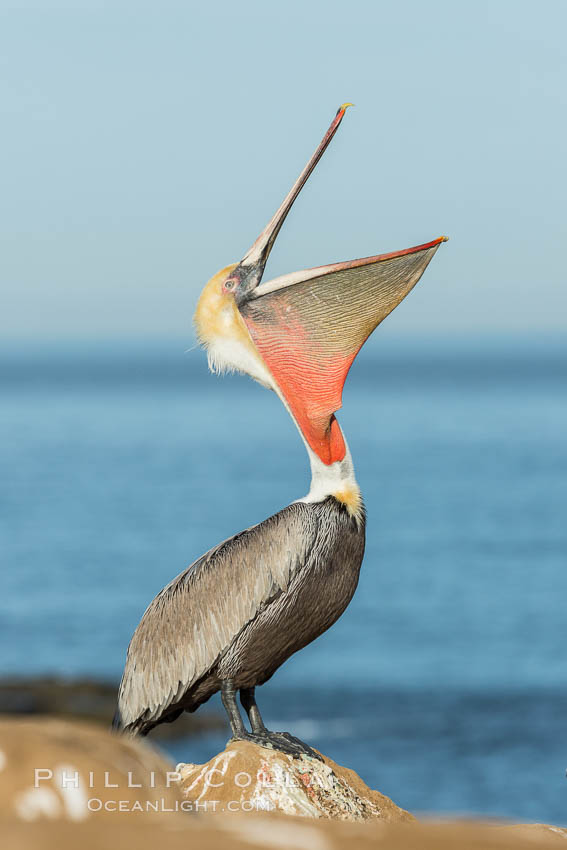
{"left": 194, "top": 264, "right": 274, "bottom": 389}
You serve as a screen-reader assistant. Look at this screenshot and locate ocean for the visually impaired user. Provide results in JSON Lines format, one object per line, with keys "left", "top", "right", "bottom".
{"left": 1, "top": 335, "right": 566, "bottom": 823}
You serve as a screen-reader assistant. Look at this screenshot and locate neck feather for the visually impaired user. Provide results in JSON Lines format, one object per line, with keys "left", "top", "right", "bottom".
{"left": 299, "top": 434, "right": 363, "bottom": 524}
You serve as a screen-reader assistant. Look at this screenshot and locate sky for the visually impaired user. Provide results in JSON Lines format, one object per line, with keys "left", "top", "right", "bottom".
{"left": 1, "top": 0, "right": 566, "bottom": 342}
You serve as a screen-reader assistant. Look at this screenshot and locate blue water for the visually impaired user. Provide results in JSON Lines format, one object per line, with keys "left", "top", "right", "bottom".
{"left": 1, "top": 336, "right": 566, "bottom": 823}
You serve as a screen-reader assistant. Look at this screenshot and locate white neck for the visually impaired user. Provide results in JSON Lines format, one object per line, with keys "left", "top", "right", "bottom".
{"left": 296, "top": 428, "right": 363, "bottom": 523}
{"left": 299, "top": 437, "right": 359, "bottom": 504}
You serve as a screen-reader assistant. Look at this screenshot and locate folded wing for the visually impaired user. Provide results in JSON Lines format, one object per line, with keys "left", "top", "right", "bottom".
{"left": 116, "top": 505, "right": 318, "bottom": 731}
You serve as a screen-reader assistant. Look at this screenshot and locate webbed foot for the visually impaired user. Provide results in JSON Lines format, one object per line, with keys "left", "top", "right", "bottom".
{"left": 228, "top": 730, "right": 321, "bottom": 760}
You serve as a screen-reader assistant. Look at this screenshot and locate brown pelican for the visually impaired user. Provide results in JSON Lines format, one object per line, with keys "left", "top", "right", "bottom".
{"left": 113, "top": 105, "right": 446, "bottom": 757}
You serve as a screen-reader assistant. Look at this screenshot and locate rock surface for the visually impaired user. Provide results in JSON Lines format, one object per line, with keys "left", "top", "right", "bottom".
{"left": 0, "top": 716, "right": 185, "bottom": 822}
{"left": 1, "top": 717, "right": 566, "bottom": 848}
{"left": 178, "top": 740, "right": 415, "bottom": 821}
{"left": 2, "top": 810, "right": 567, "bottom": 849}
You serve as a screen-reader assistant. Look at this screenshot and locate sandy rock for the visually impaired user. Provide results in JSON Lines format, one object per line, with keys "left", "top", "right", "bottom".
{"left": 497, "top": 823, "right": 567, "bottom": 843}
{"left": 0, "top": 716, "right": 185, "bottom": 823}
{"left": 2, "top": 720, "right": 566, "bottom": 849}
{"left": 178, "top": 740, "right": 414, "bottom": 821}
{"left": 2, "top": 813, "right": 566, "bottom": 850}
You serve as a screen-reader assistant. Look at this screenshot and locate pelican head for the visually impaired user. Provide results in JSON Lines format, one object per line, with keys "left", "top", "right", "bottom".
{"left": 195, "top": 105, "right": 446, "bottom": 468}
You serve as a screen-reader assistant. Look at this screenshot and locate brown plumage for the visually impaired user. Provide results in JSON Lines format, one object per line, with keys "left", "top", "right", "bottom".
{"left": 115, "top": 498, "right": 364, "bottom": 735}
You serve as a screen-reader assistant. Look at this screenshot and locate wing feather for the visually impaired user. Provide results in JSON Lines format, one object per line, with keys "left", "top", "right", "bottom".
{"left": 117, "top": 504, "right": 317, "bottom": 729}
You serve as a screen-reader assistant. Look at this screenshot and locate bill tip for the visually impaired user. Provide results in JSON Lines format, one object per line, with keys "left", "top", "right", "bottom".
{"left": 339, "top": 102, "right": 355, "bottom": 113}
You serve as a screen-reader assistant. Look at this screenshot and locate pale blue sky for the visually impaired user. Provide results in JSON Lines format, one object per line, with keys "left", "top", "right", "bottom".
{"left": 1, "top": 0, "right": 565, "bottom": 340}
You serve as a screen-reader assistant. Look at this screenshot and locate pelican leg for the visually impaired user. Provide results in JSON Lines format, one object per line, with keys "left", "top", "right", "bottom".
{"left": 220, "top": 679, "right": 248, "bottom": 737}
{"left": 222, "top": 679, "right": 320, "bottom": 759}
{"left": 240, "top": 687, "right": 267, "bottom": 733}
{"left": 238, "top": 685, "right": 322, "bottom": 761}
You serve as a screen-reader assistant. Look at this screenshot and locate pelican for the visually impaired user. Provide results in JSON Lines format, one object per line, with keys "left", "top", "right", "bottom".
{"left": 113, "top": 105, "right": 446, "bottom": 757}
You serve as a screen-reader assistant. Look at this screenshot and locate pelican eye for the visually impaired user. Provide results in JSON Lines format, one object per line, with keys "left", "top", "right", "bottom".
{"left": 224, "top": 279, "right": 236, "bottom": 291}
